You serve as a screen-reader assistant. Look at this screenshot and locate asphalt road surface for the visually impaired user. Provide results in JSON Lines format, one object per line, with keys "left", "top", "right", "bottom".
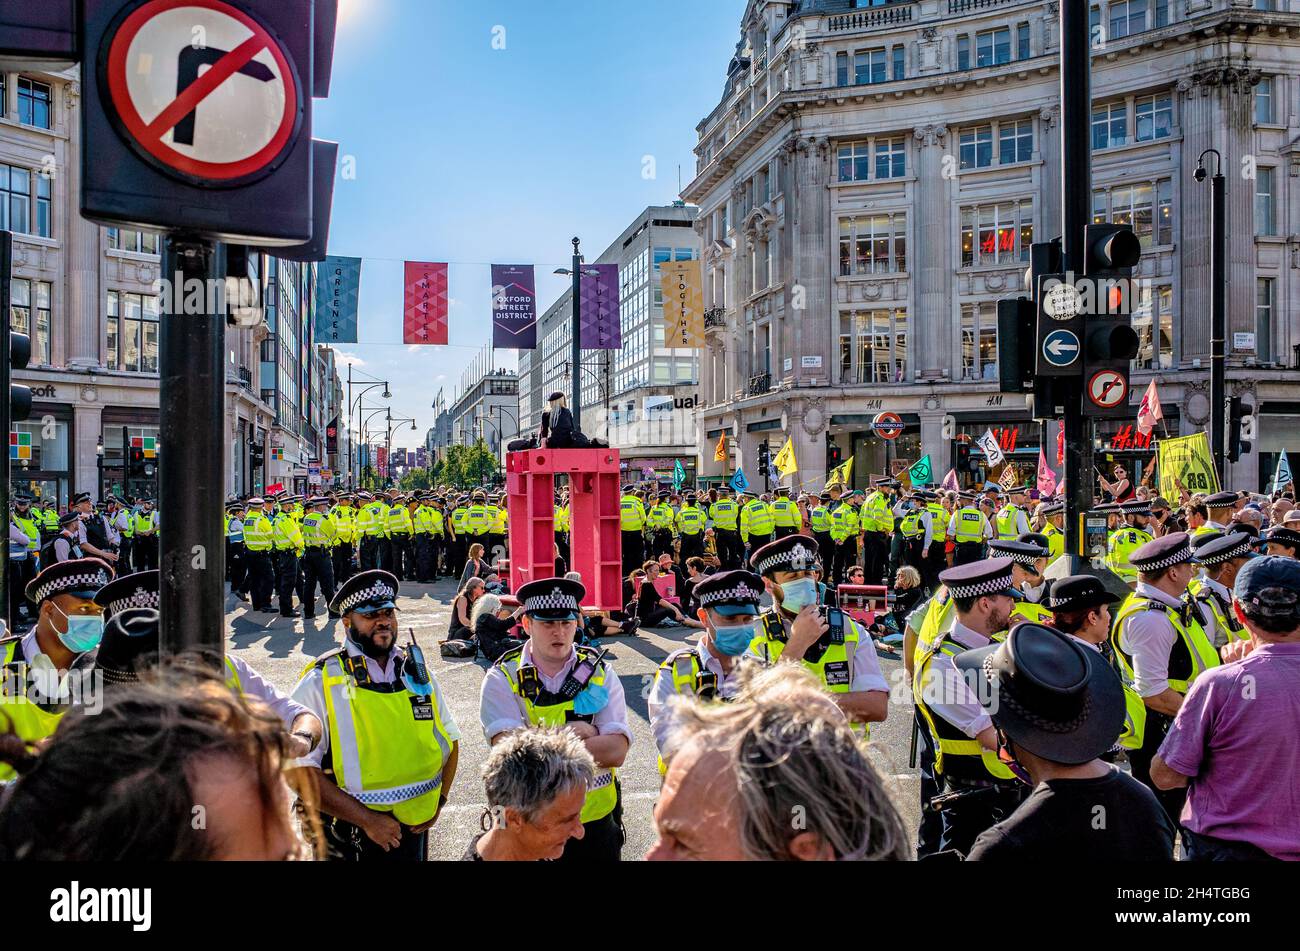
{"left": 227, "top": 579, "right": 922, "bottom": 861}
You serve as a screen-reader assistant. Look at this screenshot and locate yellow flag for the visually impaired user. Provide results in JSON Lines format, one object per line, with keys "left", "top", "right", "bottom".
{"left": 1156, "top": 432, "right": 1220, "bottom": 500}
{"left": 661, "top": 260, "right": 705, "bottom": 348}
{"left": 827, "top": 455, "right": 854, "bottom": 488}
{"left": 714, "top": 433, "right": 728, "bottom": 462}
{"left": 774, "top": 438, "right": 798, "bottom": 476}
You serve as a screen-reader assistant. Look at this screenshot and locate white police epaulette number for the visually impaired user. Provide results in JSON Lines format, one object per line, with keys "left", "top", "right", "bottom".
{"left": 410, "top": 697, "right": 434, "bottom": 720}
{"left": 823, "top": 661, "right": 850, "bottom": 687}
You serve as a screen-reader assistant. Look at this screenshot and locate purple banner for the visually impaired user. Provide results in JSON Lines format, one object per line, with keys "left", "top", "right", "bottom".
{"left": 579, "top": 263, "right": 621, "bottom": 350}
{"left": 491, "top": 264, "right": 537, "bottom": 349}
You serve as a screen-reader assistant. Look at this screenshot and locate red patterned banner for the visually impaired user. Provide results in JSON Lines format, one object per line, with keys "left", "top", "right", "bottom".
{"left": 403, "top": 262, "right": 448, "bottom": 344}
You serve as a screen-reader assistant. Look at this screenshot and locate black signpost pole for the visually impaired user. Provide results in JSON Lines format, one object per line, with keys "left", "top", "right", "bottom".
{"left": 158, "top": 235, "right": 226, "bottom": 659}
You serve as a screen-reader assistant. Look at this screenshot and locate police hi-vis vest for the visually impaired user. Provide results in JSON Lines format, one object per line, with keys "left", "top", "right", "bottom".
{"left": 709, "top": 499, "right": 739, "bottom": 531}
{"left": 1187, "top": 577, "right": 1250, "bottom": 646}
{"left": 951, "top": 506, "right": 985, "bottom": 543}
{"left": 494, "top": 645, "right": 619, "bottom": 823}
{"left": 1107, "top": 527, "right": 1153, "bottom": 583}
{"left": 225, "top": 514, "right": 244, "bottom": 544}
{"left": 654, "top": 647, "right": 728, "bottom": 775}
{"left": 244, "top": 512, "right": 274, "bottom": 551}
{"left": 809, "top": 505, "right": 832, "bottom": 533}
{"left": 675, "top": 505, "right": 705, "bottom": 535}
{"left": 995, "top": 504, "right": 1023, "bottom": 541}
{"left": 749, "top": 609, "right": 870, "bottom": 737}
{"left": 740, "top": 500, "right": 775, "bottom": 538}
{"left": 1111, "top": 592, "right": 1219, "bottom": 696}
{"left": 619, "top": 496, "right": 646, "bottom": 532}
{"left": 301, "top": 648, "right": 452, "bottom": 826}
{"left": 861, "top": 492, "right": 891, "bottom": 534}
{"left": 0, "top": 636, "right": 66, "bottom": 782}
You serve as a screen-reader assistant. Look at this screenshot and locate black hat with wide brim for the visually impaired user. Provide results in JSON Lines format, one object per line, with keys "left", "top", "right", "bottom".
{"left": 954, "top": 623, "right": 1126, "bottom": 764}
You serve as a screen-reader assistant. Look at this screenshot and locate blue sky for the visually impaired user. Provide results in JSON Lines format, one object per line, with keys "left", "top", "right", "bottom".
{"left": 314, "top": 0, "right": 743, "bottom": 447}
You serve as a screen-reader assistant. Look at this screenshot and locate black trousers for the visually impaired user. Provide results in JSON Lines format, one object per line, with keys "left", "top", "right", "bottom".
{"left": 359, "top": 535, "right": 380, "bottom": 570}
{"left": 414, "top": 534, "right": 435, "bottom": 583}
{"left": 275, "top": 551, "right": 300, "bottom": 615}
{"left": 390, "top": 534, "right": 412, "bottom": 580}
{"left": 1127, "top": 710, "right": 1188, "bottom": 826}
{"left": 914, "top": 708, "right": 944, "bottom": 859}
{"left": 814, "top": 532, "right": 835, "bottom": 575}
{"left": 6, "top": 557, "right": 35, "bottom": 631}
{"left": 555, "top": 531, "right": 570, "bottom": 568}
{"left": 746, "top": 531, "right": 773, "bottom": 564}
{"left": 679, "top": 533, "right": 703, "bottom": 562}
{"left": 323, "top": 817, "right": 428, "bottom": 863}
{"left": 557, "top": 790, "right": 624, "bottom": 863}
{"left": 649, "top": 529, "right": 673, "bottom": 559}
{"left": 377, "top": 537, "right": 394, "bottom": 573}
{"left": 774, "top": 525, "right": 796, "bottom": 539}
{"left": 952, "top": 541, "right": 985, "bottom": 567}
{"left": 118, "top": 536, "right": 133, "bottom": 569}
{"left": 226, "top": 540, "right": 247, "bottom": 592}
{"left": 333, "top": 542, "right": 356, "bottom": 586}
{"left": 301, "top": 548, "right": 336, "bottom": 617}
{"left": 937, "top": 781, "right": 1026, "bottom": 857}
{"left": 862, "top": 532, "right": 889, "bottom": 586}
{"left": 715, "top": 528, "right": 741, "bottom": 569}
{"left": 245, "top": 550, "right": 275, "bottom": 610}
{"left": 446, "top": 536, "right": 465, "bottom": 577}
{"left": 833, "top": 538, "right": 858, "bottom": 584}
{"left": 1181, "top": 829, "right": 1280, "bottom": 862}
{"left": 621, "top": 531, "right": 645, "bottom": 575}
{"left": 133, "top": 535, "right": 158, "bottom": 572}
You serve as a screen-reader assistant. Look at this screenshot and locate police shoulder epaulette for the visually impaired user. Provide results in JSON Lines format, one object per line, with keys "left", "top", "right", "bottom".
{"left": 310, "top": 647, "right": 346, "bottom": 670}
{"left": 660, "top": 646, "right": 697, "bottom": 668}
{"left": 494, "top": 644, "right": 526, "bottom": 670}
{"left": 0, "top": 635, "right": 21, "bottom": 648}
{"left": 574, "top": 643, "right": 605, "bottom": 667}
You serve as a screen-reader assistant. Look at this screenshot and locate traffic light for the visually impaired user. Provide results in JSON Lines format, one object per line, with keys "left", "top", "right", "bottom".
{"left": 1228, "top": 397, "right": 1253, "bottom": 463}
{"left": 956, "top": 440, "right": 974, "bottom": 473}
{"left": 827, "top": 444, "right": 842, "bottom": 468}
{"left": 1081, "top": 223, "right": 1140, "bottom": 419}
{"left": 757, "top": 441, "right": 770, "bottom": 474}
{"left": 997, "top": 297, "right": 1036, "bottom": 393}
{"left": 128, "top": 446, "right": 145, "bottom": 480}
{"left": 1, "top": 232, "right": 33, "bottom": 435}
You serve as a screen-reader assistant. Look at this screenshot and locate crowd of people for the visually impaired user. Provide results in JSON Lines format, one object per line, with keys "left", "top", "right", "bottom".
{"left": 1, "top": 470, "right": 1297, "bottom": 864}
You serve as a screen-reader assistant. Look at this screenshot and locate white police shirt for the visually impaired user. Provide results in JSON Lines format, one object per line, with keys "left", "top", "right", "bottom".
{"left": 647, "top": 637, "right": 747, "bottom": 757}
{"left": 745, "top": 613, "right": 889, "bottom": 695}
{"left": 1117, "top": 582, "right": 1185, "bottom": 698}
{"left": 227, "top": 654, "right": 313, "bottom": 729}
{"left": 479, "top": 641, "right": 633, "bottom": 745}
{"left": 920, "top": 620, "right": 994, "bottom": 739}
{"left": 291, "top": 637, "right": 460, "bottom": 771}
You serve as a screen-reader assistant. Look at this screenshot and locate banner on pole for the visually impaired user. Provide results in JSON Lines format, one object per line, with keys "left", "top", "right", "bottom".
{"left": 491, "top": 264, "right": 538, "bottom": 349}
{"left": 774, "top": 438, "right": 798, "bottom": 477}
{"left": 315, "top": 256, "right": 362, "bottom": 344}
{"left": 1037, "top": 449, "right": 1058, "bottom": 498}
{"left": 403, "top": 262, "right": 449, "bottom": 345}
{"left": 714, "top": 433, "right": 728, "bottom": 463}
{"left": 977, "top": 429, "right": 1006, "bottom": 468}
{"left": 907, "top": 455, "right": 932, "bottom": 486}
{"left": 673, "top": 459, "right": 686, "bottom": 491}
{"left": 1275, "top": 451, "right": 1293, "bottom": 494}
{"left": 1157, "top": 432, "right": 1220, "bottom": 501}
{"left": 730, "top": 468, "right": 749, "bottom": 494}
{"left": 940, "top": 468, "right": 959, "bottom": 492}
{"left": 827, "top": 456, "right": 854, "bottom": 489}
{"left": 580, "top": 263, "right": 621, "bottom": 350}
{"left": 661, "top": 260, "right": 705, "bottom": 348}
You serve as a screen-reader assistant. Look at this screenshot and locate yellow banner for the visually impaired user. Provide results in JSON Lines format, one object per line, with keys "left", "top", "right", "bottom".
{"left": 1157, "top": 432, "right": 1221, "bottom": 500}
{"left": 774, "top": 437, "right": 797, "bottom": 476}
{"left": 662, "top": 260, "right": 705, "bottom": 348}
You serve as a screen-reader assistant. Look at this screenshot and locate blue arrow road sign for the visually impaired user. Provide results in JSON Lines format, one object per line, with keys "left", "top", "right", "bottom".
{"left": 1043, "top": 329, "right": 1081, "bottom": 368}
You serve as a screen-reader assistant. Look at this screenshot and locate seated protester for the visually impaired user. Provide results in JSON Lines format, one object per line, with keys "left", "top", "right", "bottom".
{"left": 459, "top": 544, "right": 492, "bottom": 590}
{"left": 465, "top": 728, "right": 595, "bottom": 861}
{"left": 482, "top": 571, "right": 507, "bottom": 595}
{"left": 473, "top": 593, "right": 528, "bottom": 663}
{"left": 655, "top": 553, "right": 687, "bottom": 600}
{"left": 448, "top": 577, "right": 486, "bottom": 643}
{"left": 959, "top": 624, "right": 1175, "bottom": 861}
{"left": 888, "top": 566, "right": 924, "bottom": 633}
{"left": 679, "top": 557, "right": 709, "bottom": 616}
{"left": 648, "top": 570, "right": 765, "bottom": 775}
{"left": 632, "top": 562, "right": 702, "bottom": 630}
{"left": 649, "top": 664, "right": 909, "bottom": 861}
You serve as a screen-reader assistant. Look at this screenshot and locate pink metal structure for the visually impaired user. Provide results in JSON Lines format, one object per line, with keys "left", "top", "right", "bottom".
{"left": 505, "top": 448, "right": 623, "bottom": 611}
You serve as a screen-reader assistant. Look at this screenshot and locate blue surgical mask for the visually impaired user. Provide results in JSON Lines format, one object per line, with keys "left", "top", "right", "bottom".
{"left": 778, "top": 577, "right": 819, "bottom": 613}
{"left": 572, "top": 682, "right": 609, "bottom": 716}
{"left": 710, "top": 622, "right": 756, "bottom": 657}
{"left": 54, "top": 604, "right": 105, "bottom": 654}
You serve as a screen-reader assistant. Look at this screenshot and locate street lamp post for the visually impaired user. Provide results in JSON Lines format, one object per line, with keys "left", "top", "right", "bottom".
{"left": 347, "top": 373, "right": 390, "bottom": 487}
{"left": 554, "top": 240, "right": 601, "bottom": 432}
{"left": 1195, "top": 150, "right": 1226, "bottom": 478}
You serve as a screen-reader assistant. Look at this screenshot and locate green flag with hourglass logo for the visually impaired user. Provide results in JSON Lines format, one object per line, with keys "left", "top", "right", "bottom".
{"left": 908, "top": 455, "right": 932, "bottom": 486}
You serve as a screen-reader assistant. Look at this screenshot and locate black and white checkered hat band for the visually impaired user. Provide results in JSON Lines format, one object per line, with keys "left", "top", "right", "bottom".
{"left": 755, "top": 543, "right": 818, "bottom": 575}
{"left": 34, "top": 570, "right": 111, "bottom": 604}
{"left": 109, "top": 588, "right": 159, "bottom": 615}
{"left": 990, "top": 548, "right": 1038, "bottom": 567}
{"left": 525, "top": 589, "right": 580, "bottom": 613}
{"left": 700, "top": 585, "right": 762, "bottom": 609}
{"left": 947, "top": 574, "right": 1014, "bottom": 600}
{"left": 340, "top": 582, "right": 396, "bottom": 612}
{"left": 1133, "top": 548, "right": 1192, "bottom": 571}
{"left": 1200, "top": 540, "right": 1252, "bottom": 564}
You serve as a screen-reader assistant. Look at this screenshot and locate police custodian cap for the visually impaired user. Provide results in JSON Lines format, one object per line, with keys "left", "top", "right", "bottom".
{"left": 329, "top": 569, "right": 400, "bottom": 616}
{"left": 1195, "top": 533, "right": 1257, "bottom": 566}
{"left": 1205, "top": 491, "right": 1238, "bottom": 508}
{"left": 94, "top": 570, "right": 160, "bottom": 618}
{"left": 1048, "top": 575, "right": 1122, "bottom": 613}
{"left": 517, "top": 577, "right": 586, "bottom": 621}
{"left": 26, "top": 557, "right": 114, "bottom": 606}
{"left": 939, "top": 557, "right": 1022, "bottom": 601}
{"left": 1129, "top": 532, "right": 1197, "bottom": 572}
{"left": 987, "top": 539, "right": 1044, "bottom": 567}
{"left": 694, "top": 570, "right": 764, "bottom": 617}
{"left": 750, "top": 534, "right": 821, "bottom": 577}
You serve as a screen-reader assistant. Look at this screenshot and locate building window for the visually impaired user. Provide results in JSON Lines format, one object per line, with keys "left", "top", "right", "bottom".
{"left": 836, "top": 52, "right": 849, "bottom": 87}
{"left": 959, "top": 125, "right": 993, "bottom": 170}
{"left": 1133, "top": 284, "right": 1174, "bottom": 370}
{"left": 957, "top": 36, "right": 970, "bottom": 71}
{"left": 892, "top": 45, "right": 905, "bottom": 81}
{"left": 1090, "top": 6, "right": 1103, "bottom": 46}
{"left": 838, "top": 212, "right": 907, "bottom": 276}
{"left": 1092, "top": 101, "right": 1127, "bottom": 150}
{"left": 1134, "top": 94, "right": 1172, "bottom": 142}
{"left": 1255, "top": 77, "right": 1274, "bottom": 124}
{"left": 1109, "top": 0, "right": 1147, "bottom": 39}
{"left": 839, "top": 309, "right": 908, "bottom": 384}
{"left": 875, "top": 136, "right": 905, "bottom": 178}
{"left": 976, "top": 28, "right": 1011, "bottom": 67}
{"left": 960, "top": 200, "right": 1033, "bottom": 268}
{"left": 853, "top": 48, "right": 888, "bottom": 85}
{"left": 999, "top": 119, "right": 1033, "bottom": 165}
{"left": 106, "top": 228, "right": 160, "bottom": 255}
{"left": 0, "top": 74, "right": 5, "bottom": 119}
{"left": 17, "top": 78, "right": 52, "bottom": 130}
{"left": 106, "top": 290, "right": 161, "bottom": 373}
{"left": 1100, "top": 180, "right": 1172, "bottom": 248}
{"left": 1017, "top": 22, "right": 1031, "bottom": 60}
{"left": 1255, "top": 167, "right": 1276, "bottom": 236}
{"left": 960, "top": 302, "right": 1000, "bottom": 381}
{"left": 1, "top": 165, "right": 31, "bottom": 235}
{"left": 1256, "top": 278, "right": 1274, "bottom": 364}
{"left": 838, "top": 141, "right": 869, "bottom": 181}
{"left": 9, "top": 278, "right": 52, "bottom": 366}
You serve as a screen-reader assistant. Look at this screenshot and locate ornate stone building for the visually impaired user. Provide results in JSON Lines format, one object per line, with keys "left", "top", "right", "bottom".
{"left": 684, "top": 0, "right": 1300, "bottom": 492}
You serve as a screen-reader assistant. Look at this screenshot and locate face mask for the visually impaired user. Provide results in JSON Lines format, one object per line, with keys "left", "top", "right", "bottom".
{"left": 53, "top": 603, "right": 105, "bottom": 654}
{"left": 572, "top": 682, "right": 609, "bottom": 716}
{"left": 710, "top": 621, "right": 756, "bottom": 657}
{"left": 778, "top": 577, "right": 819, "bottom": 613}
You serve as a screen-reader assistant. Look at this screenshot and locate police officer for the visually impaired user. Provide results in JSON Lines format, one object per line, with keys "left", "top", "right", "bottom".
{"left": 771, "top": 486, "right": 802, "bottom": 540}
{"left": 829, "top": 491, "right": 860, "bottom": 585}
{"left": 994, "top": 486, "right": 1031, "bottom": 541}
{"left": 747, "top": 535, "right": 889, "bottom": 735}
{"left": 646, "top": 491, "right": 675, "bottom": 559}
{"left": 1039, "top": 501, "right": 1066, "bottom": 563}
{"left": 386, "top": 494, "right": 414, "bottom": 581}
{"left": 300, "top": 497, "right": 339, "bottom": 619}
{"left": 675, "top": 492, "right": 706, "bottom": 561}
{"left": 272, "top": 499, "right": 305, "bottom": 618}
{"left": 132, "top": 499, "right": 159, "bottom": 572}
{"left": 480, "top": 577, "right": 632, "bottom": 862}
{"left": 1200, "top": 491, "right": 1237, "bottom": 535}
{"left": 860, "top": 479, "right": 894, "bottom": 584}
{"left": 410, "top": 495, "right": 435, "bottom": 583}
{"left": 290, "top": 570, "right": 460, "bottom": 861}
{"left": 331, "top": 493, "right": 358, "bottom": 586}
{"left": 1187, "top": 532, "right": 1256, "bottom": 648}
{"left": 647, "top": 569, "right": 764, "bottom": 773}
{"left": 9, "top": 494, "right": 41, "bottom": 624}
{"left": 913, "top": 558, "right": 1026, "bottom": 854}
{"left": 1107, "top": 499, "right": 1155, "bottom": 585}
{"left": 1110, "top": 532, "right": 1218, "bottom": 822}
{"left": 37, "top": 498, "right": 59, "bottom": 545}
{"left": 447, "top": 494, "right": 469, "bottom": 578}
{"left": 709, "top": 485, "right": 741, "bottom": 569}
{"left": 1263, "top": 525, "right": 1300, "bottom": 560}
{"left": 0, "top": 558, "right": 114, "bottom": 782}
{"left": 740, "top": 491, "right": 775, "bottom": 562}
{"left": 464, "top": 491, "right": 491, "bottom": 564}
{"left": 241, "top": 498, "right": 276, "bottom": 613}
{"left": 947, "top": 491, "right": 992, "bottom": 567}
{"left": 810, "top": 492, "right": 835, "bottom": 576}
{"left": 987, "top": 538, "right": 1053, "bottom": 626}
{"left": 225, "top": 501, "right": 247, "bottom": 600}
{"left": 619, "top": 485, "right": 647, "bottom": 574}
{"left": 553, "top": 493, "right": 570, "bottom": 568}
{"left": 44, "top": 512, "right": 86, "bottom": 564}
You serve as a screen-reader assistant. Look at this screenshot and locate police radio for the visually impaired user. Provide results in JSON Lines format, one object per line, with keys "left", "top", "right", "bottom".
{"left": 558, "top": 648, "right": 608, "bottom": 701}
{"left": 823, "top": 607, "right": 847, "bottom": 645}
{"left": 401, "top": 628, "right": 433, "bottom": 697}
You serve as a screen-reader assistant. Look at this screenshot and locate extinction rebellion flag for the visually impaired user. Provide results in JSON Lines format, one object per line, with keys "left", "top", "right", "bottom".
{"left": 403, "top": 262, "right": 449, "bottom": 345}
{"left": 492, "top": 265, "right": 538, "bottom": 349}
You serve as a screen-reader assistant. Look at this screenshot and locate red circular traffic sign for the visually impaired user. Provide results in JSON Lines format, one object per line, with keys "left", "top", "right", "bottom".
{"left": 103, "top": 0, "right": 302, "bottom": 185}
{"left": 1088, "top": 370, "right": 1128, "bottom": 408}
{"left": 873, "top": 412, "right": 905, "bottom": 440}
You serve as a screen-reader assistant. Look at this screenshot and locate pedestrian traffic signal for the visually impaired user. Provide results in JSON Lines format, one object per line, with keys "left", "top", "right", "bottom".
{"left": 757, "top": 441, "right": 770, "bottom": 474}
{"left": 1228, "top": 397, "right": 1253, "bottom": 463}
{"left": 1081, "top": 223, "right": 1140, "bottom": 419}
{"left": 997, "top": 297, "right": 1036, "bottom": 393}
{"left": 827, "top": 444, "right": 842, "bottom": 468}
{"left": 128, "top": 446, "right": 146, "bottom": 480}
{"left": 2, "top": 232, "right": 33, "bottom": 427}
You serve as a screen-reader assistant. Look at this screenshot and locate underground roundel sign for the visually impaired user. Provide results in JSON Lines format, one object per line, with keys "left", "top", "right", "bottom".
{"left": 872, "top": 412, "right": 905, "bottom": 441}
{"left": 102, "top": 0, "right": 303, "bottom": 186}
